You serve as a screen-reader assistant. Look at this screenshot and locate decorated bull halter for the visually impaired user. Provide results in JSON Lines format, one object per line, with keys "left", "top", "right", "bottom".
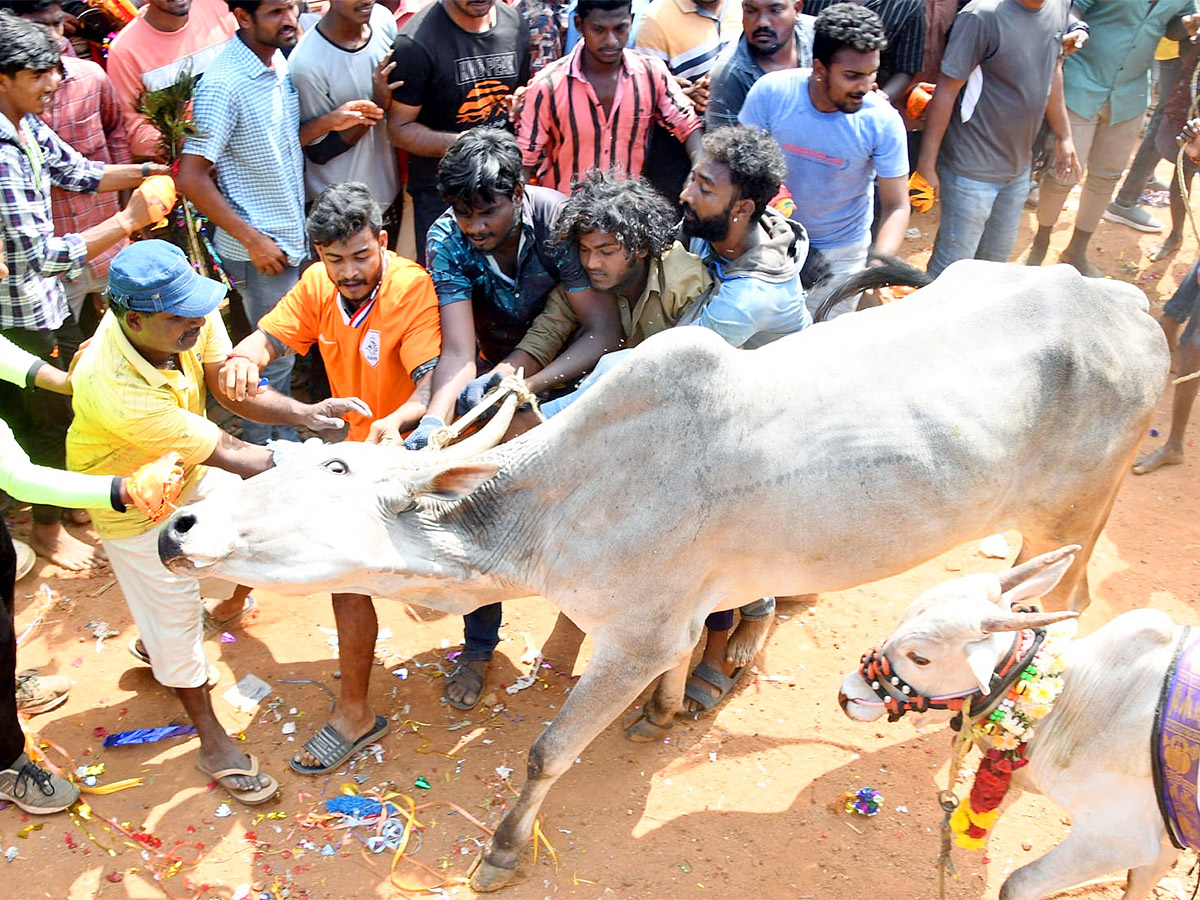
{"left": 857, "top": 624, "right": 1044, "bottom": 723}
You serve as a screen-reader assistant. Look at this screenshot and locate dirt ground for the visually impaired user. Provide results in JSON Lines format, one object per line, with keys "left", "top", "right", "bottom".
{"left": 7, "top": 179, "right": 1200, "bottom": 900}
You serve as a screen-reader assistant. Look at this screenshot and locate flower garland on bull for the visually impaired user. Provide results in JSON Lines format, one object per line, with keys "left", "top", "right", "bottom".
{"left": 948, "top": 619, "right": 1074, "bottom": 850}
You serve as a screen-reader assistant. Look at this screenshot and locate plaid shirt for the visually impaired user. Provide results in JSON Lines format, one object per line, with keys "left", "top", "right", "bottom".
{"left": 38, "top": 56, "right": 132, "bottom": 281}
{"left": 183, "top": 35, "right": 306, "bottom": 266}
{"left": 0, "top": 112, "right": 104, "bottom": 331}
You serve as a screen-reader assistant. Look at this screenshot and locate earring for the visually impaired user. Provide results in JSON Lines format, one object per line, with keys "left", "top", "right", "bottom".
{"left": 733, "top": 216, "right": 739, "bottom": 222}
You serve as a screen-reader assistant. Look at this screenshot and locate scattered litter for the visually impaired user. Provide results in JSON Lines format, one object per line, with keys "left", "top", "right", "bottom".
{"left": 505, "top": 673, "right": 538, "bottom": 695}
{"left": 214, "top": 802, "right": 233, "bottom": 818}
{"left": 220, "top": 631, "right": 237, "bottom": 643}
{"left": 392, "top": 667, "right": 409, "bottom": 680}
{"left": 4, "top": 846, "right": 17, "bottom": 863}
{"left": 896, "top": 805, "right": 908, "bottom": 813}
{"left": 326, "top": 795, "right": 382, "bottom": 817}
{"left": 843, "top": 787, "right": 883, "bottom": 817}
{"left": 905, "top": 227, "right": 922, "bottom": 240}
{"left": 414, "top": 776, "right": 431, "bottom": 790}
{"left": 708, "top": 751, "right": 718, "bottom": 762}
{"left": 16, "top": 823, "right": 41, "bottom": 839}
{"left": 320, "top": 843, "right": 335, "bottom": 856}
{"left": 978, "top": 533, "right": 1010, "bottom": 559}
{"left": 223, "top": 673, "right": 273, "bottom": 712}
{"left": 281, "top": 722, "right": 296, "bottom": 735}
{"left": 1140, "top": 188, "right": 1170, "bottom": 208}
{"left": 102, "top": 725, "right": 197, "bottom": 748}
{"left": 495, "top": 765, "right": 513, "bottom": 779}
{"left": 86, "top": 620, "right": 117, "bottom": 654}
{"left": 1150, "top": 428, "right": 1161, "bottom": 437}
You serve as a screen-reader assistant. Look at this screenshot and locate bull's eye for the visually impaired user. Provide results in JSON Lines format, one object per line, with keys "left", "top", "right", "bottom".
{"left": 323, "top": 459, "right": 349, "bottom": 475}
{"left": 906, "top": 651, "right": 930, "bottom": 667}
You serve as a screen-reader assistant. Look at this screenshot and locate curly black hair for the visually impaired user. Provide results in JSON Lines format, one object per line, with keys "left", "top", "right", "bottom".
{"left": 437, "top": 127, "right": 523, "bottom": 206}
{"left": 0, "top": 10, "right": 58, "bottom": 77}
{"left": 700, "top": 127, "right": 787, "bottom": 221}
{"left": 812, "top": 2, "right": 887, "bottom": 67}
{"left": 554, "top": 171, "right": 677, "bottom": 258}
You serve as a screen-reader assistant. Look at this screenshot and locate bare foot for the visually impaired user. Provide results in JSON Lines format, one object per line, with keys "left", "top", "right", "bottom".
{"left": 1132, "top": 445, "right": 1185, "bottom": 474}
{"left": 444, "top": 657, "right": 490, "bottom": 708}
{"left": 1025, "top": 240, "right": 1049, "bottom": 266}
{"left": 29, "top": 522, "right": 106, "bottom": 571}
{"left": 1152, "top": 234, "right": 1182, "bottom": 261}
{"left": 726, "top": 611, "right": 774, "bottom": 667}
{"left": 1059, "top": 252, "right": 1104, "bottom": 278}
{"left": 291, "top": 707, "right": 378, "bottom": 771}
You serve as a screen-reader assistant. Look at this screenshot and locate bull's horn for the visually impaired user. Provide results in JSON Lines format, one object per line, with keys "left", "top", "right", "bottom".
{"left": 431, "top": 390, "right": 522, "bottom": 461}
{"left": 979, "top": 609, "right": 1079, "bottom": 634}
{"left": 996, "top": 545, "right": 1081, "bottom": 592}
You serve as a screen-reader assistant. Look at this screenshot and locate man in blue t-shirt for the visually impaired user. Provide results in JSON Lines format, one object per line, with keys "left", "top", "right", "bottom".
{"left": 739, "top": 2, "right": 908, "bottom": 318}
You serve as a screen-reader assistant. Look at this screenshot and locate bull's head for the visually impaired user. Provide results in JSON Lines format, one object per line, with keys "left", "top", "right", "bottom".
{"left": 156, "top": 440, "right": 501, "bottom": 596}
{"left": 838, "top": 546, "right": 1082, "bottom": 723}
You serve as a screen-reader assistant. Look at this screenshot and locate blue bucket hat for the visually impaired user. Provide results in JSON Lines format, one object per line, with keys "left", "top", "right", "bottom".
{"left": 107, "top": 240, "right": 227, "bottom": 318}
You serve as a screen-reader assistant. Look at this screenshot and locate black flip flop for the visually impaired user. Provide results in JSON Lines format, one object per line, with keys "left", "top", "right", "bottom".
{"left": 290, "top": 714, "right": 388, "bottom": 775}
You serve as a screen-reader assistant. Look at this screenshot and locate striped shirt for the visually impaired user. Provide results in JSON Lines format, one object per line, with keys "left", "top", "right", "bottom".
{"left": 518, "top": 45, "right": 701, "bottom": 194}
{"left": 38, "top": 57, "right": 132, "bottom": 282}
{"left": 634, "top": 0, "right": 742, "bottom": 80}
{"left": 0, "top": 113, "right": 103, "bottom": 331}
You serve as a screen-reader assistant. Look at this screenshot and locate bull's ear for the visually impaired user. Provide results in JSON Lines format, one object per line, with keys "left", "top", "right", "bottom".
{"left": 1000, "top": 552, "right": 1075, "bottom": 609}
{"left": 410, "top": 462, "right": 500, "bottom": 501}
{"left": 965, "top": 640, "right": 1002, "bottom": 694}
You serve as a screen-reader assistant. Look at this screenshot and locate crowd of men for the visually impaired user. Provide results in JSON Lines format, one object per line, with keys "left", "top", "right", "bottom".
{"left": 0, "top": 0, "right": 1193, "bottom": 814}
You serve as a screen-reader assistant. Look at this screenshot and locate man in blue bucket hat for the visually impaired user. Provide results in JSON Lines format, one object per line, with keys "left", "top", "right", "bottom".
{"left": 67, "top": 240, "right": 369, "bottom": 804}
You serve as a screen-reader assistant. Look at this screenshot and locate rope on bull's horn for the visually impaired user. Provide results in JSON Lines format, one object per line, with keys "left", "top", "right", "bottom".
{"left": 425, "top": 368, "right": 544, "bottom": 454}
{"left": 937, "top": 728, "right": 972, "bottom": 900}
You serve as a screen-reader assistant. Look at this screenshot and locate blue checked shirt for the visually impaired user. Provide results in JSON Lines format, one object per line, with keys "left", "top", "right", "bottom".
{"left": 0, "top": 113, "right": 103, "bottom": 330}
{"left": 184, "top": 35, "right": 306, "bottom": 266}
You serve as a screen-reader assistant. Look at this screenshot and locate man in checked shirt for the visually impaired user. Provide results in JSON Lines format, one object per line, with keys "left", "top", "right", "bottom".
{"left": 0, "top": 12, "right": 168, "bottom": 571}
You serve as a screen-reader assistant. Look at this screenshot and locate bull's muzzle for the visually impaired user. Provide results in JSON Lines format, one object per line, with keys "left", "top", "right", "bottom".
{"left": 157, "top": 510, "right": 197, "bottom": 573}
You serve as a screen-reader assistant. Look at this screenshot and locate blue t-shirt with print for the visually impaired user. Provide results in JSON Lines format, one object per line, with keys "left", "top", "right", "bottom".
{"left": 739, "top": 68, "right": 908, "bottom": 250}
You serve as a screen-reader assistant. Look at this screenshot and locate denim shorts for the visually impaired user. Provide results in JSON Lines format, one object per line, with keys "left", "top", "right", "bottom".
{"left": 1165, "top": 259, "right": 1200, "bottom": 348}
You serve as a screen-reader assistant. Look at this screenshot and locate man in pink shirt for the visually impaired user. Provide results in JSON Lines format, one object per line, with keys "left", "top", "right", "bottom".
{"left": 106, "top": 0, "right": 237, "bottom": 161}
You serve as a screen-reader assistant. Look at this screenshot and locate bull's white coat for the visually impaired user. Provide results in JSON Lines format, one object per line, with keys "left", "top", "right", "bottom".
{"left": 159, "top": 260, "right": 1168, "bottom": 889}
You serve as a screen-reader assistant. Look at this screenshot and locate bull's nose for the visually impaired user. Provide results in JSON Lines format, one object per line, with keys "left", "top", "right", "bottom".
{"left": 157, "top": 510, "right": 196, "bottom": 563}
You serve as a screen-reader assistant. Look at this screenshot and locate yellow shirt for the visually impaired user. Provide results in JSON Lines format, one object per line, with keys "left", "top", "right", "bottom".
{"left": 67, "top": 309, "right": 231, "bottom": 540}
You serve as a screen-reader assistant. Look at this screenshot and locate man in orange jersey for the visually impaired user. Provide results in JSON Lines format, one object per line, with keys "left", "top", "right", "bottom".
{"left": 218, "top": 180, "right": 442, "bottom": 777}
{"left": 219, "top": 181, "right": 442, "bottom": 446}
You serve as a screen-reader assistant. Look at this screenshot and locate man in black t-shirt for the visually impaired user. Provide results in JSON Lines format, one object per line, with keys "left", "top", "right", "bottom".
{"left": 388, "top": 0, "right": 532, "bottom": 263}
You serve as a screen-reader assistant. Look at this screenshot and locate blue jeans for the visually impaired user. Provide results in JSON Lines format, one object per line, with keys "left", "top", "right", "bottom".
{"left": 225, "top": 260, "right": 300, "bottom": 444}
{"left": 927, "top": 165, "right": 1031, "bottom": 279}
{"left": 1165, "top": 258, "right": 1200, "bottom": 348}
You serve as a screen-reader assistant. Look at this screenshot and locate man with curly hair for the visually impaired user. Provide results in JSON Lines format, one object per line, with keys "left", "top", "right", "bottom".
{"left": 740, "top": 2, "right": 908, "bottom": 318}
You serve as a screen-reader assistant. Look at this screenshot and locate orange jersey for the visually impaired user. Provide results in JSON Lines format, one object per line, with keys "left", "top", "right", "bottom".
{"left": 259, "top": 251, "right": 441, "bottom": 441}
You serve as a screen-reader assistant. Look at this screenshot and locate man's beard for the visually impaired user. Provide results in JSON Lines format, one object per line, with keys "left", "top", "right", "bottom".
{"left": 747, "top": 30, "right": 784, "bottom": 57}
{"left": 681, "top": 201, "right": 733, "bottom": 242}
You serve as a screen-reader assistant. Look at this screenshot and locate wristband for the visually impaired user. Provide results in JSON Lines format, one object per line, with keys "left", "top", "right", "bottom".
{"left": 23, "top": 358, "right": 45, "bottom": 389}
{"left": 110, "top": 477, "right": 127, "bottom": 513}
{"left": 225, "top": 353, "right": 255, "bottom": 362}
{"left": 1065, "top": 20, "right": 1089, "bottom": 34}
{"left": 141, "top": 161, "right": 151, "bottom": 178}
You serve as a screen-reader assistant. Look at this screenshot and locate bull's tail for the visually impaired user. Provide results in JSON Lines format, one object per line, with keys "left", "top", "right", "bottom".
{"left": 808, "top": 253, "right": 933, "bottom": 323}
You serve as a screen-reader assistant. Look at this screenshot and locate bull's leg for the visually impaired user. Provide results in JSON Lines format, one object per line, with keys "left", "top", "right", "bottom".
{"left": 471, "top": 640, "right": 684, "bottom": 892}
{"left": 625, "top": 655, "right": 690, "bottom": 742}
{"left": 1121, "top": 843, "right": 1179, "bottom": 900}
{"left": 999, "top": 824, "right": 1165, "bottom": 900}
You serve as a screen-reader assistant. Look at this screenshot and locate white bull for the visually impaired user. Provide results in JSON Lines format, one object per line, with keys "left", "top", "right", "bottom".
{"left": 838, "top": 547, "right": 1186, "bottom": 900}
{"left": 157, "top": 260, "right": 1166, "bottom": 891}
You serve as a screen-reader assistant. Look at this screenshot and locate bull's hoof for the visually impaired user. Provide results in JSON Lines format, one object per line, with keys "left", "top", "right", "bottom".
{"left": 623, "top": 708, "right": 673, "bottom": 743}
{"left": 468, "top": 852, "right": 519, "bottom": 892}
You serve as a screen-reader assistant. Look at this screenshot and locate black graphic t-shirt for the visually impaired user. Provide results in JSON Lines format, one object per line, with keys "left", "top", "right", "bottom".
{"left": 391, "top": 1, "right": 531, "bottom": 191}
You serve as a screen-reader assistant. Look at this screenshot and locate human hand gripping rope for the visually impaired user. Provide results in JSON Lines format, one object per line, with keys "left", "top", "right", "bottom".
{"left": 124, "top": 452, "right": 186, "bottom": 521}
